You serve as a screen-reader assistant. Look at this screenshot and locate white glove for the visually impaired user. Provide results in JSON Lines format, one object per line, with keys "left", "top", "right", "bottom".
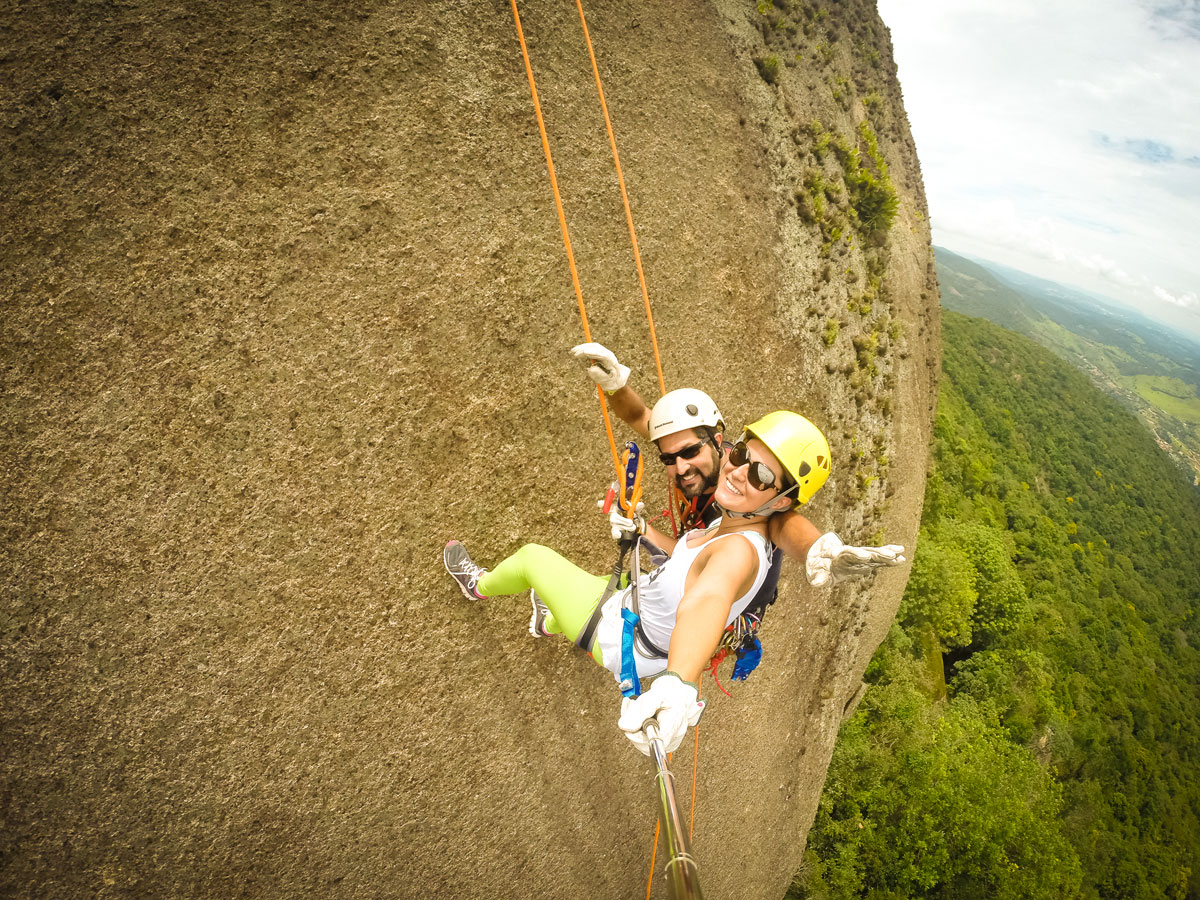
{"left": 806, "top": 532, "right": 906, "bottom": 586}
{"left": 570, "top": 342, "right": 630, "bottom": 392}
{"left": 609, "top": 502, "right": 646, "bottom": 541}
{"left": 618, "top": 673, "right": 705, "bottom": 757}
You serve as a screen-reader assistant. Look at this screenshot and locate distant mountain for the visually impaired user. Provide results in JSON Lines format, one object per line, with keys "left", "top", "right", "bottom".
{"left": 966, "top": 255, "right": 1200, "bottom": 371}
{"left": 935, "top": 247, "right": 1200, "bottom": 484}
{"left": 932, "top": 250, "right": 1050, "bottom": 334}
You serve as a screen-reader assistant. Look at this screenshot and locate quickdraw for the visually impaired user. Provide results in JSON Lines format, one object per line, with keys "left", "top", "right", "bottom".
{"left": 704, "top": 612, "right": 765, "bottom": 697}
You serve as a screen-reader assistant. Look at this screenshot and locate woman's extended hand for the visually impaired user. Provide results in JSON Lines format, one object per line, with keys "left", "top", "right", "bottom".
{"left": 617, "top": 673, "right": 705, "bottom": 756}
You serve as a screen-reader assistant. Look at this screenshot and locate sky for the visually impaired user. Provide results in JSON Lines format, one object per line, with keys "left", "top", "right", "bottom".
{"left": 875, "top": 0, "right": 1200, "bottom": 340}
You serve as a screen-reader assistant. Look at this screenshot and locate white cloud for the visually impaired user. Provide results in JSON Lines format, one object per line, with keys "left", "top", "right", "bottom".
{"left": 1077, "top": 254, "right": 1138, "bottom": 288}
{"left": 1153, "top": 285, "right": 1200, "bottom": 310}
{"left": 939, "top": 202, "right": 1136, "bottom": 290}
{"left": 878, "top": 0, "right": 1200, "bottom": 336}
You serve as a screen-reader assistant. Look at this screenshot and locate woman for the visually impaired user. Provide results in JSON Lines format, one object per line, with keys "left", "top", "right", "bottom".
{"left": 443, "top": 411, "right": 832, "bottom": 754}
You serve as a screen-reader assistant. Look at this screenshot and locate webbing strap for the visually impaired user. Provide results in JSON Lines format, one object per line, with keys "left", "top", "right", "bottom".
{"left": 619, "top": 608, "right": 641, "bottom": 697}
{"left": 575, "top": 538, "right": 629, "bottom": 654}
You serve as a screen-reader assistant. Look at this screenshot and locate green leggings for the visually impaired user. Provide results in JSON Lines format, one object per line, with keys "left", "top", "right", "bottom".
{"left": 476, "top": 544, "right": 608, "bottom": 661}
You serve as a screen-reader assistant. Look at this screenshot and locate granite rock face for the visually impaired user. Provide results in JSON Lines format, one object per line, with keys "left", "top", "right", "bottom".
{"left": 1, "top": 1, "right": 938, "bottom": 897}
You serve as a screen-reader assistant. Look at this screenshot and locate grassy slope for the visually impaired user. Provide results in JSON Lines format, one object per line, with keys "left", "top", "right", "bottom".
{"left": 1131, "top": 376, "right": 1200, "bottom": 425}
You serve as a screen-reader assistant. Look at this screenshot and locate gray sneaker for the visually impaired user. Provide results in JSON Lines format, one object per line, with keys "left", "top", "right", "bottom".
{"left": 528, "top": 590, "right": 551, "bottom": 637}
{"left": 444, "top": 540, "right": 487, "bottom": 600}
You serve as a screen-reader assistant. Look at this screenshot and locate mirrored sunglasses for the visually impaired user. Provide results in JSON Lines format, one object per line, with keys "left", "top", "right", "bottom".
{"left": 723, "top": 440, "right": 784, "bottom": 492}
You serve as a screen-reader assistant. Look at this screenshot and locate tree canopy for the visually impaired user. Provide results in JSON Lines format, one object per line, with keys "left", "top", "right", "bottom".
{"left": 794, "top": 312, "right": 1200, "bottom": 900}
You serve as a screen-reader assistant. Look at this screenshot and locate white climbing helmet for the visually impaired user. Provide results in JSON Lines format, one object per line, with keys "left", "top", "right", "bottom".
{"left": 648, "top": 389, "right": 725, "bottom": 442}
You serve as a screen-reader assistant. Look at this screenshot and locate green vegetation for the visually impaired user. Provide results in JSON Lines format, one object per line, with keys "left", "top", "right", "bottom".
{"left": 793, "top": 313, "right": 1200, "bottom": 900}
{"left": 936, "top": 248, "right": 1200, "bottom": 483}
{"left": 835, "top": 123, "right": 899, "bottom": 235}
{"left": 1131, "top": 375, "right": 1200, "bottom": 425}
{"left": 862, "top": 90, "right": 883, "bottom": 118}
{"left": 755, "top": 53, "right": 782, "bottom": 84}
{"left": 802, "top": 121, "right": 898, "bottom": 262}
{"left": 831, "top": 76, "right": 851, "bottom": 109}
{"left": 823, "top": 319, "right": 840, "bottom": 346}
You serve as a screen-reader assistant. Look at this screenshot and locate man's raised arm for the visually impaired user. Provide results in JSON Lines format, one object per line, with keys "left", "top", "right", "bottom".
{"left": 570, "top": 342, "right": 652, "bottom": 439}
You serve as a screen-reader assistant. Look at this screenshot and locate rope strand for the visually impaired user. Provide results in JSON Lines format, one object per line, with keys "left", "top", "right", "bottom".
{"left": 645, "top": 816, "right": 660, "bottom": 900}
{"left": 574, "top": 0, "right": 667, "bottom": 398}
{"left": 510, "top": 0, "right": 622, "bottom": 480}
{"left": 573, "top": 0, "right": 681, "bottom": 538}
{"left": 510, "top": 5, "right": 703, "bottom": 893}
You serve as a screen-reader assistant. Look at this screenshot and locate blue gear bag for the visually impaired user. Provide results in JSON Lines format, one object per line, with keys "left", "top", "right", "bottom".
{"left": 731, "top": 636, "right": 762, "bottom": 681}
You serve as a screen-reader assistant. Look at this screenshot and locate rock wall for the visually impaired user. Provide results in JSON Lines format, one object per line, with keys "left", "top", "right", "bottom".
{"left": 1, "top": 0, "right": 939, "bottom": 897}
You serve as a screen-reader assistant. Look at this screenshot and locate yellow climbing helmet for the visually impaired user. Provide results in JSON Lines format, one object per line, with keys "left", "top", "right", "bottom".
{"left": 744, "top": 411, "right": 832, "bottom": 505}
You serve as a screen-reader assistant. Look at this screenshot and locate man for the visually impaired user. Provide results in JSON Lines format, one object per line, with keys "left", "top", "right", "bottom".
{"left": 569, "top": 342, "right": 905, "bottom": 589}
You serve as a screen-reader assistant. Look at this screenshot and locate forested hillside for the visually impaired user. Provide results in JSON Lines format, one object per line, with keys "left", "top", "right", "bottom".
{"left": 794, "top": 312, "right": 1200, "bottom": 900}
{"left": 937, "top": 248, "right": 1200, "bottom": 483}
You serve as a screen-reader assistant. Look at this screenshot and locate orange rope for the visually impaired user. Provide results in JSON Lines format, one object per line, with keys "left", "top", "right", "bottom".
{"left": 573, "top": 0, "right": 680, "bottom": 538}
{"left": 645, "top": 816, "right": 660, "bottom": 900}
{"left": 574, "top": 0, "right": 666, "bottom": 399}
{"left": 511, "top": 4, "right": 705, "bottom": 892}
{"left": 510, "top": 0, "right": 621, "bottom": 480}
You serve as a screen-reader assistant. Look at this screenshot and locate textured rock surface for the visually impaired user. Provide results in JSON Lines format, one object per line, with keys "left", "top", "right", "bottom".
{"left": 1, "top": 1, "right": 939, "bottom": 897}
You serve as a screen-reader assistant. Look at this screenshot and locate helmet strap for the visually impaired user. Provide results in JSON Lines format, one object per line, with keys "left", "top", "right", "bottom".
{"left": 713, "top": 483, "right": 799, "bottom": 520}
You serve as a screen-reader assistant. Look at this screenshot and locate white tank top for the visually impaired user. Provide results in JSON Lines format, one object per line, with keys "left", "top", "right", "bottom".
{"left": 594, "top": 524, "right": 773, "bottom": 682}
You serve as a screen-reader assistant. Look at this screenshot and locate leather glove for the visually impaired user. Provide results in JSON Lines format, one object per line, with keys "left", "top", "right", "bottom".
{"left": 570, "top": 342, "right": 631, "bottom": 392}
{"left": 806, "top": 532, "right": 906, "bottom": 587}
{"left": 618, "top": 673, "right": 705, "bottom": 756}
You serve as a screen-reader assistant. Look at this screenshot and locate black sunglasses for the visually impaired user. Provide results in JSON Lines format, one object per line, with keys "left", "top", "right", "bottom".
{"left": 658, "top": 438, "right": 711, "bottom": 467}
{"left": 723, "top": 440, "right": 792, "bottom": 493}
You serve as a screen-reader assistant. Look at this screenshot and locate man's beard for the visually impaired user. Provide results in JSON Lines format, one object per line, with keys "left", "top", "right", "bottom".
{"left": 676, "top": 465, "right": 720, "bottom": 500}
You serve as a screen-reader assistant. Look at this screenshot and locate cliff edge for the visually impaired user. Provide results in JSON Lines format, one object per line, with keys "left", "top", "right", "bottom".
{"left": 1, "top": 1, "right": 939, "bottom": 897}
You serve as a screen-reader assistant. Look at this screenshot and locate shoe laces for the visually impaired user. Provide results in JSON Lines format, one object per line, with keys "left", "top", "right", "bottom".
{"left": 458, "top": 559, "right": 485, "bottom": 586}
